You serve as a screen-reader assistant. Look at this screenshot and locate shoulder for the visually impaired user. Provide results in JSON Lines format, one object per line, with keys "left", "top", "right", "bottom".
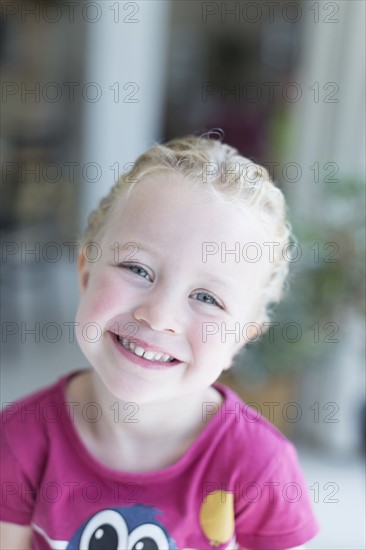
{"left": 214, "top": 381, "right": 290, "bottom": 446}
{"left": 1, "top": 370, "right": 82, "bottom": 477}
{"left": 212, "top": 382, "right": 298, "bottom": 473}
{"left": 1, "top": 372, "right": 67, "bottom": 427}
{"left": 206, "top": 384, "right": 320, "bottom": 548}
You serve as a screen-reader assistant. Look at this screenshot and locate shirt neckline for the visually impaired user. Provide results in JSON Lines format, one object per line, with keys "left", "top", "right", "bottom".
{"left": 59, "top": 368, "right": 231, "bottom": 481}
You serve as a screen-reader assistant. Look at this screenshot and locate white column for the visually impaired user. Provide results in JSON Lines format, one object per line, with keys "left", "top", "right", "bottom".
{"left": 79, "top": 1, "right": 171, "bottom": 234}
{"left": 285, "top": 0, "right": 365, "bottom": 223}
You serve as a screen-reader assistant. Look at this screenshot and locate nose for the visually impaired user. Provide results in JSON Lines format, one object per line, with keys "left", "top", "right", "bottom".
{"left": 132, "top": 289, "right": 181, "bottom": 334}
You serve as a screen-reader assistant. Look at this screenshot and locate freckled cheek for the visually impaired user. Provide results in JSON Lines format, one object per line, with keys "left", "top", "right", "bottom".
{"left": 198, "top": 321, "right": 226, "bottom": 346}
{"left": 190, "top": 322, "right": 230, "bottom": 357}
{"left": 75, "top": 276, "right": 135, "bottom": 332}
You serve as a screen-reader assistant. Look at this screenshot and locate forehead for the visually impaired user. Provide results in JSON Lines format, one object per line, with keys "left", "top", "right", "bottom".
{"left": 103, "top": 173, "right": 272, "bottom": 285}
{"left": 107, "top": 172, "right": 269, "bottom": 238}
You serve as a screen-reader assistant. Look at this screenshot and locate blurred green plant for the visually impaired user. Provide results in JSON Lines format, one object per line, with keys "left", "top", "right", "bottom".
{"left": 234, "top": 178, "right": 365, "bottom": 381}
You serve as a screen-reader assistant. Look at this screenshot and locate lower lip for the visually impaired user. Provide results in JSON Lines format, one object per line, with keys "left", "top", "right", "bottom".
{"left": 109, "top": 332, "right": 181, "bottom": 370}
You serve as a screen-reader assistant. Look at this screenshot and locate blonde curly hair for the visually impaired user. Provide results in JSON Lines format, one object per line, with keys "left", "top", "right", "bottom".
{"left": 79, "top": 132, "right": 294, "bottom": 341}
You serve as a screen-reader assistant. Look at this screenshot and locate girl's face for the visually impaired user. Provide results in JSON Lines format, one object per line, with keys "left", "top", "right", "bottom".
{"left": 75, "top": 173, "right": 272, "bottom": 404}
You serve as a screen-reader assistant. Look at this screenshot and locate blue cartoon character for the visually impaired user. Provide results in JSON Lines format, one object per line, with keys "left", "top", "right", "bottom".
{"left": 66, "top": 505, "right": 178, "bottom": 550}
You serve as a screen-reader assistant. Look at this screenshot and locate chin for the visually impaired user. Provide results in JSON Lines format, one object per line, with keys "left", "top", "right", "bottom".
{"left": 99, "top": 370, "right": 172, "bottom": 405}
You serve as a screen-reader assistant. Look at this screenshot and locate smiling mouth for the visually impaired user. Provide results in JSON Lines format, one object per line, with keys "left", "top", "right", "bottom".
{"left": 112, "top": 333, "right": 177, "bottom": 364}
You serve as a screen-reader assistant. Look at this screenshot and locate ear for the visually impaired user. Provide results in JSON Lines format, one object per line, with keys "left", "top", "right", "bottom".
{"left": 226, "top": 322, "right": 260, "bottom": 369}
{"left": 246, "top": 323, "right": 260, "bottom": 342}
{"left": 222, "top": 363, "right": 233, "bottom": 372}
{"left": 77, "top": 252, "right": 90, "bottom": 295}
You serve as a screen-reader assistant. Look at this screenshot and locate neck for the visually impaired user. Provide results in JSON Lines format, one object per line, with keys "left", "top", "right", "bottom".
{"left": 87, "top": 370, "right": 223, "bottom": 445}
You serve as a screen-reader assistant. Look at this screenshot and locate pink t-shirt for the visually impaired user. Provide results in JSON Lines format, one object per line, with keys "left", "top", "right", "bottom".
{"left": 1, "top": 368, "right": 319, "bottom": 549}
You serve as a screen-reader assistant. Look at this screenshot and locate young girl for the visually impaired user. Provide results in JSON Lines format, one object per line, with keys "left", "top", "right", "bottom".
{"left": 1, "top": 134, "right": 319, "bottom": 549}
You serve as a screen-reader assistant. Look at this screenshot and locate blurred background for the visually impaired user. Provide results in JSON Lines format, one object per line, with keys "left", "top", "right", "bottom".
{"left": 1, "top": 0, "right": 365, "bottom": 547}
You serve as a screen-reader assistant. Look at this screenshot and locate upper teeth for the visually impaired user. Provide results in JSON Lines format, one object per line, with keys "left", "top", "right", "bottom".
{"left": 117, "top": 336, "right": 175, "bottom": 363}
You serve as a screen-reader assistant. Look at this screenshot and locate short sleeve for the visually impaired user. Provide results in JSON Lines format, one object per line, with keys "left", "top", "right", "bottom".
{"left": 235, "top": 441, "right": 320, "bottom": 550}
{"left": 0, "top": 416, "right": 36, "bottom": 525}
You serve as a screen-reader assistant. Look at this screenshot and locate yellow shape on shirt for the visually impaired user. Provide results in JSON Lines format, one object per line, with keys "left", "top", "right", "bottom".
{"left": 199, "top": 490, "right": 235, "bottom": 546}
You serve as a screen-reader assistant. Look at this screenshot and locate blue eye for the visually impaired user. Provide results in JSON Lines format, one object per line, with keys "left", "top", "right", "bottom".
{"left": 118, "top": 264, "right": 223, "bottom": 309}
{"left": 192, "top": 292, "right": 222, "bottom": 308}
{"left": 119, "top": 263, "right": 151, "bottom": 280}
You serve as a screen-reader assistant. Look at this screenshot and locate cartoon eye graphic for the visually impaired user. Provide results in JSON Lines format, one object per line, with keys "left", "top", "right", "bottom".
{"left": 128, "top": 523, "right": 170, "bottom": 550}
{"left": 79, "top": 510, "right": 128, "bottom": 550}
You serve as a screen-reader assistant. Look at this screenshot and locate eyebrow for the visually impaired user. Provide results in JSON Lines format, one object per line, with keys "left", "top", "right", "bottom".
{"left": 196, "top": 272, "right": 237, "bottom": 293}
{"left": 113, "top": 241, "right": 237, "bottom": 293}
{"left": 112, "top": 241, "right": 158, "bottom": 258}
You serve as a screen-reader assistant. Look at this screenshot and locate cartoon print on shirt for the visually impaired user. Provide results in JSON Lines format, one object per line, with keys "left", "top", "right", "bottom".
{"left": 32, "top": 494, "right": 238, "bottom": 550}
{"left": 65, "top": 505, "right": 178, "bottom": 550}
{"left": 199, "top": 490, "right": 235, "bottom": 547}
{"left": 33, "top": 496, "right": 237, "bottom": 550}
